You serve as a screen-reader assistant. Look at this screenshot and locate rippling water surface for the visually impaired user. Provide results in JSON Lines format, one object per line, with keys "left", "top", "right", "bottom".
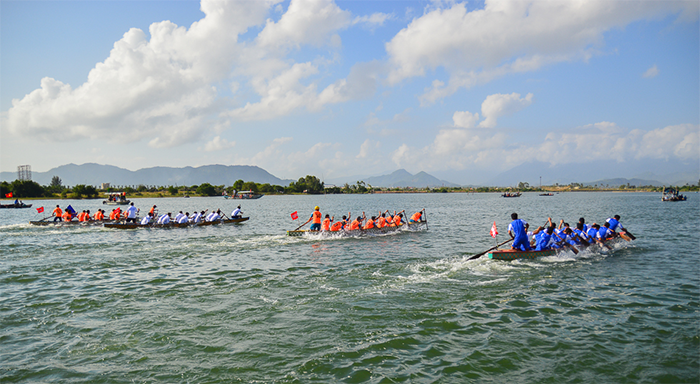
{"left": 1, "top": 192, "right": 698, "bottom": 383}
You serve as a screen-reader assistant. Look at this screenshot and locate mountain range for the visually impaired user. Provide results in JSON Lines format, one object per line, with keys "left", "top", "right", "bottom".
{"left": 0, "top": 163, "right": 292, "bottom": 187}
{"left": 2, "top": 160, "right": 697, "bottom": 188}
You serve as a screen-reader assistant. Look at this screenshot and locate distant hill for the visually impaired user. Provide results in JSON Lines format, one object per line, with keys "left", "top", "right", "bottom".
{"left": 362, "top": 169, "right": 459, "bottom": 188}
{"left": 0, "top": 163, "right": 293, "bottom": 187}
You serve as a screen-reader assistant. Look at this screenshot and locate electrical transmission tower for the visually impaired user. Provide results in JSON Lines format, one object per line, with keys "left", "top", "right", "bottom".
{"left": 17, "top": 165, "right": 31, "bottom": 181}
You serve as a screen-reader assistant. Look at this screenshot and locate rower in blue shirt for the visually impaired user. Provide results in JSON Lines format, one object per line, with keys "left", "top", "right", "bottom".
{"left": 508, "top": 213, "right": 531, "bottom": 251}
{"left": 606, "top": 215, "right": 624, "bottom": 232}
{"left": 534, "top": 226, "right": 555, "bottom": 251}
{"left": 598, "top": 222, "right": 614, "bottom": 240}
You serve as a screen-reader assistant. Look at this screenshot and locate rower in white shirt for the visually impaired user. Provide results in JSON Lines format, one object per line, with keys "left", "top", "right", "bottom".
{"left": 190, "top": 211, "right": 203, "bottom": 223}
{"left": 157, "top": 213, "right": 171, "bottom": 224}
{"left": 178, "top": 212, "right": 190, "bottom": 224}
{"left": 207, "top": 210, "right": 220, "bottom": 222}
{"left": 231, "top": 205, "right": 243, "bottom": 218}
{"left": 140, "top": 212, "right": 153, "bottom": 225}
{"left": 174, "top": 211, "right": 185, "bottom": 222}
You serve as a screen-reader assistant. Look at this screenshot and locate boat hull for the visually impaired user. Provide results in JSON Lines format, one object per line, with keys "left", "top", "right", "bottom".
{"left": 104, "top": 217, "right": 249, "bottom": 229}
{"left": 1, "top": 204, "right": 32, "bottom": 209}
{"left": 30, "top": 219, "right": 116, "bottom": 226}
{"left": 487, "top": 249, "right": 556, "bottom": 260}
{"left": 103, "top": 200, "right": 130, "bottom": 205}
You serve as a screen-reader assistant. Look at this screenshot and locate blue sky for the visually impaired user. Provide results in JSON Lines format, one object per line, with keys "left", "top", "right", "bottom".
{"left": 1, "top": 0, "right": 698, "bottom": 184}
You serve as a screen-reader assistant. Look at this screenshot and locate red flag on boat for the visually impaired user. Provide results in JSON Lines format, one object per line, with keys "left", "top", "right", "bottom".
{"left": 290, "top": 211, "right": 298, "bottom": 220}
{"left": 490, "top": 222, "right": 498, "bottom": 238}
{"left": 5, "top": 192, "right": 12, "bottom": 198}
{"left": 37, "top": 206, "right": 44, "bottom": 213}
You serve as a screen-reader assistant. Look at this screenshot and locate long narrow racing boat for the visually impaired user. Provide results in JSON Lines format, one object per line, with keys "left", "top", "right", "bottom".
{"left": 487, "top": 249, "right": 556, "bottom": 260}
{"left": 103, "top": 217, "right": 249, "bottom": 229}
{"left": 286, "top": 221, "right": 427, "bottom": 237}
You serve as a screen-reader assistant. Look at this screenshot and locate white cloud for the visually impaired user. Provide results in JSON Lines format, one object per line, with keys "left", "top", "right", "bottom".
{"left": 386, "top": 0, "right": 694, "bottom": 100}
{"left": 643, "top": 64, "right": 659, "bottom": 78}
{"left": 203, "top": 136, "right": 236, "bottom": 152}
{"left": 479, "top": 92, "right": 533, "bottom": 128}
{"left": 452, "top": 110, "right": 479, "bottom": 128}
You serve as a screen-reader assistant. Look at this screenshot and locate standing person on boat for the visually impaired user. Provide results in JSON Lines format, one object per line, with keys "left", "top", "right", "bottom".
{"left": 149, "top": 205, "right": 157, "bottom": 216}
{"left": 508, "top": 213, "right": 531, "bottom": 251}
{"left": 52, "top": 205, "right": 63, "bottom": 222}
{"left": 301, "top": 206, "right": 323, "bottom": 231}
{"left": 231, "top": 205, "right": 243, "bottom": 218}
{"left": 125, "top": 203, "right": 139, "bottom": 223}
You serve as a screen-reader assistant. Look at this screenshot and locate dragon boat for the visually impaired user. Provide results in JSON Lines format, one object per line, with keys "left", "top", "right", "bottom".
{"left": 1, "top": 203, "right": 32, "bottom": 209}
{"left": 286, "top": 220, "right": 428, "bottom": 237}
{"left": 103, "top": 217, "right": 249, "bottom": 229}
{"left": 484, "top": 235, "right": 630, "bottom": 261}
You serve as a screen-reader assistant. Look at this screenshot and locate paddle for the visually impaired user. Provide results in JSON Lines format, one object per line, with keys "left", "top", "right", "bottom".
{"left": 292, "top": 219, "right": 310, "bottom": 232}
{"left": 467, "top": 238, "right": 514, "bottom": 260}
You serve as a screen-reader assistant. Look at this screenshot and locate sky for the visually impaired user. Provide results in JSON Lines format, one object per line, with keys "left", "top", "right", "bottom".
{"left": 1, "top": 0, "right": 698, "bottom": 185}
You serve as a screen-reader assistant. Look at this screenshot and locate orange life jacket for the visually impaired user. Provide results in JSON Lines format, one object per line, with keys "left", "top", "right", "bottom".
{"left": 411, "top": 212, "right": 422, "bottom": 222}
{"left": 393, "top": 216, "right": 402, "bottom": 226}
{"left": 349, "top": 220, "right": 360, "bottom": 230}
{"left": 363, "top": 220, "right": 375, "bottom": 230}
{"left": 109, "top": 211, "right": 117, "bottom": 220}
{"left": 376, "top": 217, "right": 386, "bottom": 228}
{"left": 330, "top": 221, "right": 343, "bottom": 231}
{"left": 312, "top": 211, "right": 322, "bottom": 224}
{"left": 53, "top": 207, "right": 62, "bottom": 217}
{"left": 62, "top": 211, "right": 72, "bottom": 221}
{"left": 322, "top": 218, "right": 331, "bottom": 231}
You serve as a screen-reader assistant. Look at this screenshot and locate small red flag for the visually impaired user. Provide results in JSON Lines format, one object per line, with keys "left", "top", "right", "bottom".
{"left": 290, "top": 211, "right": 298, "bottom": 220}
{"left": 490, "top": 222, "right": 498, "bottom": 238}
{"left": 5, "top": 192, "right": 12, "bottom": 198}
{"left": 37, "top": 206, "right": 44, "bottom": 213}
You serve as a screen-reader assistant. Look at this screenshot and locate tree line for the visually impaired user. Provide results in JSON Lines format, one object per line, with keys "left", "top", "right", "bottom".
{"left": 2, "top": 175, "right": 698, "bottom": 199}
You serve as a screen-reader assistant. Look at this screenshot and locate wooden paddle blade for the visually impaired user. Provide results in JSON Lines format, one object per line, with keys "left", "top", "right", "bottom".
{"left": 468, "top": 238, "right": 513, "bottom": 260}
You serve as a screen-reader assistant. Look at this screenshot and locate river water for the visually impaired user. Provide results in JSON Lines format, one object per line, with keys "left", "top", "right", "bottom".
{"left": 1, "top": 192, "right": 698, "bottom": 383}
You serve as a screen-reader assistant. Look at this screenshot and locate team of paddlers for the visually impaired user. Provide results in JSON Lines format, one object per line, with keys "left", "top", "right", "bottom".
{"left": 296, "top": 206, "right": 425, "bottom": 232}
{"left": 506, "top": 213, "right": 634, "bottom": 252}
{"left": 47, "top": 203, "right": 245, "bottom": 225}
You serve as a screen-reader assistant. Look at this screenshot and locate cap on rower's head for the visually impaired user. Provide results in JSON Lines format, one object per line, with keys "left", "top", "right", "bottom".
{"left": 511, "top": 213, "right": 518, "bottom": 220}
{"left": 315, "top": 206, "right": 320, "bottom": 210}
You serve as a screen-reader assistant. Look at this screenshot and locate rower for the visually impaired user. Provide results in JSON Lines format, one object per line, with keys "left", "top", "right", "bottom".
{"left": 409, "top": 210, "right": 423, "bottom": 223}
{"left": 534, "top": 226, "right": 555, "bottom": 251}
{"left": 178, "top": 212, "right": 190, "bottom": 224}
{"left": 363, "top": 215, "right": 376, "bottom": 230}
{"left": 393, "top": 212, "right": 404, "bottom": 226}
{"left": 330, "top": 215, "right": 348, "bottom": 232}
{"left": 597, "top": 222, "right": 615, "bottom": 241}
{"left": 231, "top": 205, "right": 243, "bottom": 218}
{"left": 157, "top": 213, "right": 171, "bottom": 224}
{"left": 348, "top": 216, "right": 362, "bottom": 230}
{"left": 322, "top": 214, "right": 333, "bottom": 231}
{"left": 174, "top": 211, "right": 185, "bottom": 222}
{"left": 606, "top": 215, "right": 624, "bottom": 232}
{"left": 508, "top": 213, "right": 531, "bottom": 251}
{"left": 141, "top": 212, "right": 153, "bottom": 225}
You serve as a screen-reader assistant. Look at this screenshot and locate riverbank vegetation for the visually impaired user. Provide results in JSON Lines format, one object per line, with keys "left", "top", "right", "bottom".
{"left": 1, "top": 175, "right": 698, "bottom": 199}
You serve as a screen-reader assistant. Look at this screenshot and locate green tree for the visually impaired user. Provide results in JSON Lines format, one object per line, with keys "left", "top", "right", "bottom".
{"left": 71, "top": 184, "right": 98, "bottom": 199}
{"left": 232, "top": 179, "right": 245, "bottom": 191}
{"left": 196, "top": 183, "right": 217, "bottom": 196}
{"left": 10, "top": 180, "right": 45, "bottom": 197}
{"left": 168, "top": 186, "right": 179, "bottom": 195}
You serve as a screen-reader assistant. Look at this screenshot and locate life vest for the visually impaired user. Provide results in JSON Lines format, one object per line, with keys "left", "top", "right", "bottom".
{"left": 393, "top": 216, "right": 402, "bottom": 226}
{"left": 312, "top": 211, "right": 322, "bottom": 224}
{"left": 62, "top": 211, "right": 72, "bottom": 221}
{"left": 349, "top": 220, "right": 360, "bottom": 230}
{"left": 53, "top": 207, "right": 62, "bottom": 217}
{"left": 322, "top": 218, "right": 331, "bottom": 231}
{"left": 411, "top": 212, "right": 422, "bottom": 222}
{"left": 376, "top": 217, "right": 386, "bottom": 228}
{"left": 330, "top": 221, "right": 343, "bottom": 231}
{"left": 363, "top": 220, "right": 375, "bottom": 230}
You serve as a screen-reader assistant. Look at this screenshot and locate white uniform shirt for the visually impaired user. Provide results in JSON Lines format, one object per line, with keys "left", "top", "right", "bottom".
{"left": 158, "top": 214, "right": 170, "bottom": 224}
{"left": 125, "top": 205, "right": 138, "bottom": 219}
{"left": 232, "top": 208, "right": 242, "bottom": 217}
{"left": 191, "top": 213, "right": 202, "bottom": 223}
{"left": 178, "top": 215, "right": 189, "bottom": 224}
{"left": 208, "top": 212, "right": 220, "bottom": 221}
{"left": 141, "top": 216, "right": 151, "bottom": 225}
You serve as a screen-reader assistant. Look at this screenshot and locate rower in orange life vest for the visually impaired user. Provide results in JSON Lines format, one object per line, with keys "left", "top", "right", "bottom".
{"left": 348, "top": 216, "right": 363, "bottom": 230}
{"left": 302, "top": 206, "right": 323, "bottom": 231}
{"left": 321, "top": 214, "right": 334, "bottom": 231}
{"left": 363, "top": 213, "right": 376, "bottom": 230}
{"left": 62, "top": 209, "right": 72, "bottom": 222}
{"left": 409, "top": 210, "right": 424, "bottom": 223}
{"left": 52, "top": 205, "right": 63, "bottom": 222}
{"left": 330, "top": 214, "right": 350, "bottom": 231}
